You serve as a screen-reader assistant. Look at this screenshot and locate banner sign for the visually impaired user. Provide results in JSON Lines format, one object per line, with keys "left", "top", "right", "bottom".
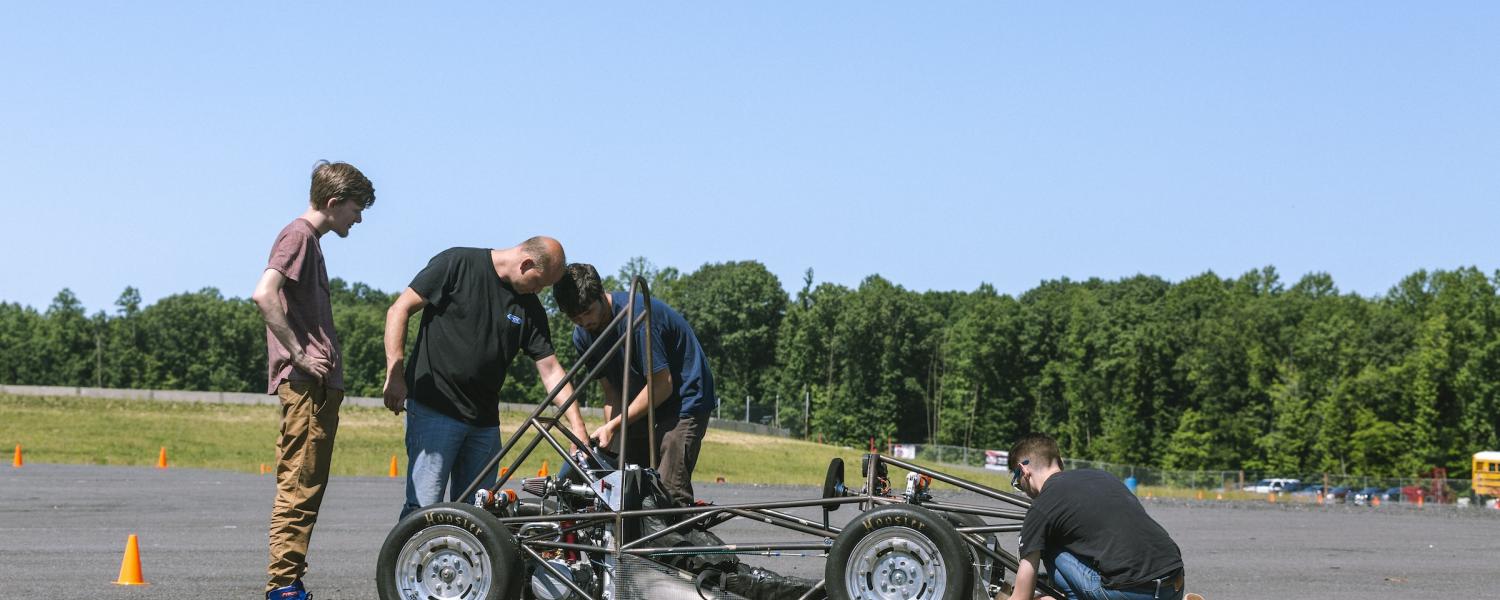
{"left": 984, "top": 449, "right": 1010, "bottom": 471}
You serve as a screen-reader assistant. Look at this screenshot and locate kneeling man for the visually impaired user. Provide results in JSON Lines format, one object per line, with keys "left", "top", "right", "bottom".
{"left": 1004, "top": 433, "right": 1186, "bottom": 600}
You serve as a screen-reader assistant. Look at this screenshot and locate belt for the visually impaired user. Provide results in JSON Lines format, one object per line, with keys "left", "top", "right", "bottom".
{"left": 1115, "top": 569, "right": 1184, "bottom": 598}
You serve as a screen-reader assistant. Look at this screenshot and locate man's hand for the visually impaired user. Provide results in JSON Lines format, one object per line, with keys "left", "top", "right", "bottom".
{"left": 383, "top": 369, "right": 407, "bottom": 415}
{"left": 569, "top": 420, "right": 590, "bottom": 453}
{"left": 291, "top": 352, "right": 331, "bottom": 384}
{"left": 592, "top": 422, "right": 615, "bottom": 452}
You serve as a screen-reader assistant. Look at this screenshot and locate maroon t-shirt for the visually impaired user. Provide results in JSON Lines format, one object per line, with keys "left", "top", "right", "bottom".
{"left": 263, "top": 218, "right": 343, "bottom": 393}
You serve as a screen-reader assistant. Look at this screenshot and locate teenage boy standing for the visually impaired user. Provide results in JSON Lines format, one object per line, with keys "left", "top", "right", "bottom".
{"left": 251, "top": 161, "right": 375, "bottom": 600}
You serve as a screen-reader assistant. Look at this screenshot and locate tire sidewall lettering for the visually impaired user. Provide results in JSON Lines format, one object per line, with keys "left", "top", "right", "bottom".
{"left": 423, "top": 511, "right": 487, "bottom": 540}
{"left": 861, "top": 513, "right": 930, "bottom": 533}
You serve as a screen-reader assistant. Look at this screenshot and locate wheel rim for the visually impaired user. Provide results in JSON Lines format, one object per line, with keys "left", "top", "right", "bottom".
{"left": 394, "top": 524, "right": 491, "bottom": 600}
{"left": 845, "top": 526, "right": 946, "bottom": 600}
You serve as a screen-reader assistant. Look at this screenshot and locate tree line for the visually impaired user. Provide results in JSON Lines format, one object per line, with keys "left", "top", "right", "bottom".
{"left": 3, "top": 261, "right": 1498, "bottom": 478}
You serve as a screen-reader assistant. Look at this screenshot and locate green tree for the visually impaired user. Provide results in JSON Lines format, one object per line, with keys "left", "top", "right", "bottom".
{"left": 774, "top": 273, "right": 849, "bottom": 438}
{"left": 39, "top": 289, "right": 94, "bottom": 386}
{"left": 0, "top": 302, "right": 46, "bottom": 384}
{"left": 134, "top": 288, "right": 262, "bottom": 392}
{"left": 935, "top": 285, "right": 1028, "bottom": 453}
{"left": 670, "top": 261, "right": 788, "bottom": 423}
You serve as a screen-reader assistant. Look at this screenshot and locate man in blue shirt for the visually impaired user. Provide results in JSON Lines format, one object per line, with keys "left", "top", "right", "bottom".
{"left": 553, "top": 263, "right": 717, "bottom": 506}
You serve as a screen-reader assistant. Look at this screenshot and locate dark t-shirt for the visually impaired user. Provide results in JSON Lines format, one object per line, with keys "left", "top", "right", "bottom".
{"left": 1018, "top": 469, "right": 1183, "bottom": 587}
{"left": 263, "top": 218, "right": 343, "bottom": 393}
{"left": 404, "top": 247, "right": 554, "bottom": 427}
{"left": 572, "top": 292, "right": 716, "bottom": 438}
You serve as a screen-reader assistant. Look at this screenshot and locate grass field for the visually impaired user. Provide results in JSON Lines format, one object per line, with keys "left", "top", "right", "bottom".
{"left": 1, "top": 394, "right": 1017, "bottom": 492}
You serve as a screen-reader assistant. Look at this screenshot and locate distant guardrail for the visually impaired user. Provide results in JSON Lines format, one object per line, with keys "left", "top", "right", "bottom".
{"left": 0, "top": 384, "right": 794, "bottom": 438}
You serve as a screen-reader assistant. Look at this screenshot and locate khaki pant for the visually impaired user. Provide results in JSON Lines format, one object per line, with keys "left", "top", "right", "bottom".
{"left": 267, "top": 381, "right": 342, "bottom": 592}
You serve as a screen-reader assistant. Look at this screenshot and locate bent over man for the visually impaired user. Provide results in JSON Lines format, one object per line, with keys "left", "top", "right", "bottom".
{"left": 553, "top": 262, "right": 718, "bottom": 507}
{"left": 383, "top": 238, "right": 590, "bottom": 519}
{"left": 252, "top": 160, "right": 375, "bottom": 600}
{"left": 1004, "top": 433, "right": 1186, "bottom": 600}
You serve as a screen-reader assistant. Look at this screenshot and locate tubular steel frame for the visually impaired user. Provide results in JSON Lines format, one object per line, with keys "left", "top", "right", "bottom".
{"left": 443, "top": 277, "right": 1056, "bottom": 599}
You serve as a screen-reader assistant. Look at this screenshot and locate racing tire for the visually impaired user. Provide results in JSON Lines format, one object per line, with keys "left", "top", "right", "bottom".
{"left": 826, "top": 504, "right": 973, "bottom": 600}
{"left": 377, "top": 502, "right": 524, "bottom": 600}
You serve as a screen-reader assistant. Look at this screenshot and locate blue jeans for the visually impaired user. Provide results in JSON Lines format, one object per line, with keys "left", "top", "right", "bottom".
{"left": 399, "top": 399, "right": 499, "bottom": 520}
{"left": 1047, "top": 552, "right": 1184, "bottom": 600}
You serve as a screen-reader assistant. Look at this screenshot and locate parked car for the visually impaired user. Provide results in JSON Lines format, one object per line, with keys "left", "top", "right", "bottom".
{"left": 1326, "top": 485, "right": 1352, "bottom": 503}
{"left": 1352, "top": 486, "right": 1386, "bottom": 506}
{"left": 1382, "top": 487, "right": 1404, "bottom": 502}
{"left": 1292, "top": 484, "right": 1326, "bottom": 497}
{"left": 1244, "top": 478, "right": 1302, "bottom": 494}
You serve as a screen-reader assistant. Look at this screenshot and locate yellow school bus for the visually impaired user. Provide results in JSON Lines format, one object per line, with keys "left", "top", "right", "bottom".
{"left": 1475, "top": 451, "right": 1500, "bottom": 497}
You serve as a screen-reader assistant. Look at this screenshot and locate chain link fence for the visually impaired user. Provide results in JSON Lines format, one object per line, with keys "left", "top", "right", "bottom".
{"left": 893, "top": 443, "right": 1484, "bottom": 504}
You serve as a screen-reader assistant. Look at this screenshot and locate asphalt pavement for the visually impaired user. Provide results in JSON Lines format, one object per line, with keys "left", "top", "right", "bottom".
{"left": 2, "top": 463, "right": 1496, "bottom": 599}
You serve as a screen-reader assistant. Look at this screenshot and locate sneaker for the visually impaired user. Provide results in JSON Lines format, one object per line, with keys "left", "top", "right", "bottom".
{"left": 267, "top": 580, "right": 311, "bottom": 600}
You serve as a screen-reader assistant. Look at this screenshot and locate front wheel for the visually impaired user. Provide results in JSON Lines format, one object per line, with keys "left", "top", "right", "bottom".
{"left": 826, "top": 504, "right": 973, "bottom": 600}
{"left": 376, "top": 502, "right": 523, "bottom": 600}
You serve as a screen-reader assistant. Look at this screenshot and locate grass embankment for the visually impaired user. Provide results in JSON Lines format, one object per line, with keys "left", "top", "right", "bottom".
{"left": 1, "top": 394, "right": 1016, "bottom": 492}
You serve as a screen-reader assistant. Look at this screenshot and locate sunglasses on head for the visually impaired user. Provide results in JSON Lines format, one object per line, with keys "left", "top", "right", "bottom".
{"left": 1011, "top": 459, "right": 1029, "bottom": 489}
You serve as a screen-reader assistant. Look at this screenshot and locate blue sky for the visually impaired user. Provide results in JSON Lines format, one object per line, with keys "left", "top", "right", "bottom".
{"left": 2, "top": 3, "right": 1497, "bottom": 312}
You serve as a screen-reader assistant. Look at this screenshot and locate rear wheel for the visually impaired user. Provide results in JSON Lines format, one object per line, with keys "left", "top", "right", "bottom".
{"left": 376, "top": 503, "right": 523, "bottom": 600}
{"left": 826, "top": 504, "right": 972, "bottom": 600}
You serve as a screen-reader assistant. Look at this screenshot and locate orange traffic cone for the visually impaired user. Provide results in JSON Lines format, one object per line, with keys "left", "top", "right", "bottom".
{"left": 1267, "top": 492, "right": 1276, "bottom": 504}
{"left": 114, "top": 534, "right": 147, "bottom": 585}
{"left": 1372, "top": 496, "right": 1381, "bottom": 508}
{"left": 12, "top": 444, "right": 21, "bottom": 468}
{"left": 388, "top": 455, "right": 399, "bottom": 478}
{"left": 155, "top": 447, "right": 168, "bottom": 469}
{"left": 538, "top": 460, "right": 549, "bottom": 477}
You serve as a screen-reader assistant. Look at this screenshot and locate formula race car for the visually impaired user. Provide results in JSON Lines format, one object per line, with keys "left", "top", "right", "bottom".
{"left": 375, "top": 279, "right": 1055, "bottom": 600}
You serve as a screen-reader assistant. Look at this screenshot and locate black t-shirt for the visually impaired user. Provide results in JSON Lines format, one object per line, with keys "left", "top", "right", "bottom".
{"left": 404, "top": 247, "right": 554, "bottom": 427}
{"left": 1017, "top": 469, "right": 1183, "bottom": 587}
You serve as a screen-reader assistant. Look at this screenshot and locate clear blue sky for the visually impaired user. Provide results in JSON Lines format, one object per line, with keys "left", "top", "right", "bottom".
{"left": 3, "top": 3, "right": 1497, "bottom": 312}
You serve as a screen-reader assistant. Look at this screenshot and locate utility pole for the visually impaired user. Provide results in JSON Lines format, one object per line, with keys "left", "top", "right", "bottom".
{"left": 95, "top": 328, "right": 103, "bottom": 388}
{"left": 774, "top": 393, "right": 780, "bottom": 429}
{"left": 745, "top": 395, "right": 751, "bottom": 422}
{"left": 804, "top": 388, "right": 810, "bottom": 439}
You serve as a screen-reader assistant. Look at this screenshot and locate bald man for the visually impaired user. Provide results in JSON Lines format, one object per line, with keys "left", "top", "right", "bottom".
{"left": 383, "top": 237, "right": 590, "bottom": 519}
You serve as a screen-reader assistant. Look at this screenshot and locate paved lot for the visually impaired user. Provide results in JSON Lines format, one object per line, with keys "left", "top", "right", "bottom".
{"left": 2, "top": 463, "right": 1496, "bottom": 599}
